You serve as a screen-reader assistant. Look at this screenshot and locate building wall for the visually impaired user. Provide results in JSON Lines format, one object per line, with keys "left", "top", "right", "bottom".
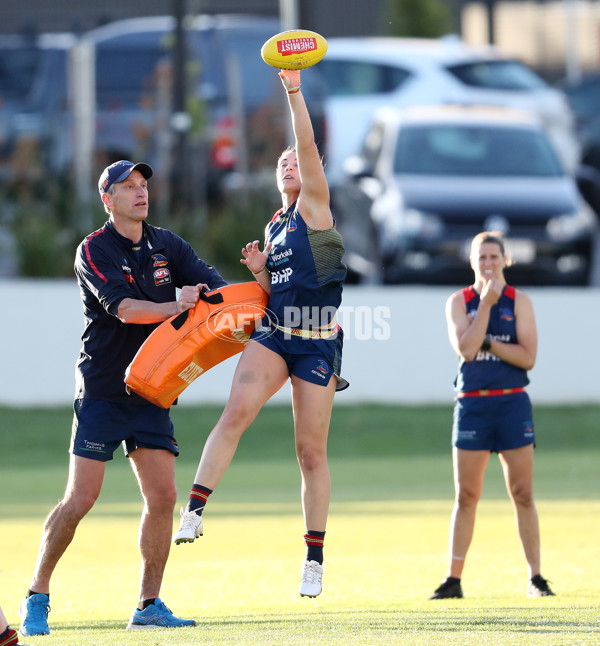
{"left": 2, "top": 280, "right": 599, "bottom": 407}
{"left": 463, "top": 1, "right": 600, "bottom": 75}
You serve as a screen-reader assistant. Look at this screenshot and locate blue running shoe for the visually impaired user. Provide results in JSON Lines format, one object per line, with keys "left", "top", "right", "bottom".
{"left": 126, "top": 598, "right": 196, "bottom": 630}
{"left": 19, "top": 593, "right": 50, "bottom": 636}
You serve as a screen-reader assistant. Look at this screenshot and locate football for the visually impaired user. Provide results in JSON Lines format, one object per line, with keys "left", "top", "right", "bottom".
{"left": 260, "top": 29, "right": 328, "bottom": 70}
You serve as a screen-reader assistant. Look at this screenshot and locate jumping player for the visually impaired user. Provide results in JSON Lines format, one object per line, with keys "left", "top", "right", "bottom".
{"left": 19, "top": 160, "right": 226, "bottom": 635}
{"left": 429, "top": 231, "right": 555, "bottom": 599}
{"left": 173, "top": 67, "right": 348, "bottom": 598}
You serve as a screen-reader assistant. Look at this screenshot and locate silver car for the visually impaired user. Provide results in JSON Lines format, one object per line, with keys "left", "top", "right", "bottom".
{"left": 317, "top": 37, "right": 580, "bottom": 188}
{"left": 333, "top": 105, "right": 597, "bottom": 286}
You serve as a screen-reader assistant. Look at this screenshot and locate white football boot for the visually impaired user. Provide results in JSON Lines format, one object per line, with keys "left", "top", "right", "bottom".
{"left": 173, "top": 507, "right": 203, "bottom": 544}
{"left": 299, "top": 560, "right": 323, "bottom": 597}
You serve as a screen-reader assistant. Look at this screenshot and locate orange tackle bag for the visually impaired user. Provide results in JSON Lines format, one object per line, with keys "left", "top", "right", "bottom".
{"left": 125, "top": 282, "right": 269, "bottom": 408}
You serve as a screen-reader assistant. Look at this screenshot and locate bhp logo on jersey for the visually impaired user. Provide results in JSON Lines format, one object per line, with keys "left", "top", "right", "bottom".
{"left": 272, "top": 267, "right": 293, "bottom": 284}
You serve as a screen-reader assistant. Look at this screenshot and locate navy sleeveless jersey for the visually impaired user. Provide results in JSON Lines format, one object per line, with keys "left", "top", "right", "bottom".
{"left": 454, "top": 285, "right": 530, "bottom": 392}
{"left": 263, "top": 203, "right": 346, "bottom": 344}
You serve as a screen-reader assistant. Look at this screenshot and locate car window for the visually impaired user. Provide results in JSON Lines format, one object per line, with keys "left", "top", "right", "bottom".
{"left": 446, "top": 60, "right": 548, "bottom": 91}
{"left": 563, "top": 77, "right": 600, "bottom": 119}
{"left": 95, "top": 32, "right": 173, "bottom": 108}
{"left": 0, "top": 45, "right": 41, "bottom": 103}
{"left": 199, "top": 29, "right": 281, "bottom": 108}
{"left": 317, "top": 59, "right": 412, "bottom": 97}
{"left": 395, "top": 125, "right": 564, "bottom": 177}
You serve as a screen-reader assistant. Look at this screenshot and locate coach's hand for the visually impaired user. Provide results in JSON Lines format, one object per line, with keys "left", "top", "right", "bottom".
{"left": 177, "top": 283, "right": 208, "bottom": 313}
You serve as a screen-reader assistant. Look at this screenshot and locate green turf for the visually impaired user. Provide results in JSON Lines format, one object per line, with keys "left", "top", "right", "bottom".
{"left": 0, "top": 404, "right": 598, "bottom": 645}
{"left": 2, "top": 402, "right": 599, "bottom": 463}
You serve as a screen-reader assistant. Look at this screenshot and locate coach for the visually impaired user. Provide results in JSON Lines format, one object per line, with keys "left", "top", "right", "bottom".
{"left": 19, "top": 160, "right": 226, "bottom": 635}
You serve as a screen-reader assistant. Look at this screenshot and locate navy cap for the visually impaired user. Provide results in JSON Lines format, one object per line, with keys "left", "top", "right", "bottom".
{"left": 98, "top": 160, "right": 153, "bottom": 195}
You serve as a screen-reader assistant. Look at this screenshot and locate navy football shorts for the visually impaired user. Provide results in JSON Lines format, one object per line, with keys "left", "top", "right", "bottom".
{"left": 70, "top": 398, "right": 179, "bottom": 462}
{"left": 252, "top": 328, "right": 348, "bottom": 391}
{"left": 452, "top": 391, "right": 535, "bottom": 452}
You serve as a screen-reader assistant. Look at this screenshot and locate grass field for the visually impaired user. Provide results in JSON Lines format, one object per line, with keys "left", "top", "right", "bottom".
{"left": 1, "top": 404, "right": 599, "bottom": 645}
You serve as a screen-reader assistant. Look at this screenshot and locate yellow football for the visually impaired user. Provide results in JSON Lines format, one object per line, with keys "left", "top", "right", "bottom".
{"left": 260, "top": 29, "right": 328, "bottom": 70}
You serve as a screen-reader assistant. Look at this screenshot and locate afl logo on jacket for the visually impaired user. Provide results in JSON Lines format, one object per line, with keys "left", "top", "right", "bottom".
{"left": 154, "top": 267, "right": 171, "bottom": 286}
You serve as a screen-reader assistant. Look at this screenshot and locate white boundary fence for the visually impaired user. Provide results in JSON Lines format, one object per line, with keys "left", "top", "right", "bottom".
{"left": 1, "top": 280, "right": 599, "bottom": 407}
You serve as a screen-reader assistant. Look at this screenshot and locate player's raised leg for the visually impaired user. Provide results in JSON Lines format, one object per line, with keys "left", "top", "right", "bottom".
{"left": 174, "top": 341, "right": 289, "bottom": 545}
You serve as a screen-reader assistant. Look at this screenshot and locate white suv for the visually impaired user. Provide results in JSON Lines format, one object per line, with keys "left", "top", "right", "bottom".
{"left": 317, "top": 36, "right": 580, "bottom": 187}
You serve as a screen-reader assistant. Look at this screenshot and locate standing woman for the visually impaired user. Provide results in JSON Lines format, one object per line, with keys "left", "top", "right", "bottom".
{"left": 174, "top": 67, "right": 348, "bottom": 598}
{"left": 430, "top": 231, "right": 554, "bottom": 599}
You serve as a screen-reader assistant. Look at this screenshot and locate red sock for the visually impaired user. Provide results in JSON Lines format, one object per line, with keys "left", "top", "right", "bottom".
{"left": 304, "top": 530, "right": 326, "bottom": 564}
{"left": 187, "top": 484, "right": 212, "bottom": 514}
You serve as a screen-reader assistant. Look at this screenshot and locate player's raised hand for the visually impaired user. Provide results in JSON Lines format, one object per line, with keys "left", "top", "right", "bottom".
{"left": 241, "top": 240, "right": 272, "bottom": 274}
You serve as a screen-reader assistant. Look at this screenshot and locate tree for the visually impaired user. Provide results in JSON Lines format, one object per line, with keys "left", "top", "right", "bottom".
{"left": 385, "top": 0, "right": 453, "bottom": 38}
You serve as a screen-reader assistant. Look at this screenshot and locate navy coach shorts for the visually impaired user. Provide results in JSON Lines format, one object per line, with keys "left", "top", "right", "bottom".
{"left": 70, "top": 398, "right": 179, "bottom": 462}
{"left": 452, "top": 391, "right": 535, "bottom": 452}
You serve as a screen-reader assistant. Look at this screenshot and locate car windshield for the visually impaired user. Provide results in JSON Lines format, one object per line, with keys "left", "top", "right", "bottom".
{"left": 446, "top": 60, "right": 548, "bottom": 91}
{"left": 395, "top": 125, "right": 564, "bottom": 177}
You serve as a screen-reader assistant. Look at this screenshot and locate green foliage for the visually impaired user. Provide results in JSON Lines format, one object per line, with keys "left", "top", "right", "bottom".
{"left": 2, "top": 176, "right": 278, "bottom": 279}
{"left": 385, "top": 0, "right": 453, "bottom": 38}
{"left": 204, "top": 198, "right": 275, "bottom": 282}
{"left": 2, "top": 176, "right": 110, "bottom": 277}
{"left": 166, "top": 188, "right": 280, "bottom": 282}
{"left": 11, "top": 205, "right": 78, "bottom": 277}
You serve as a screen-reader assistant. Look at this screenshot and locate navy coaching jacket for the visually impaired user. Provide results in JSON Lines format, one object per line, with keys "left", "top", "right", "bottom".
{"left": 74, "top": 220, "right": 227, "bottom": 404}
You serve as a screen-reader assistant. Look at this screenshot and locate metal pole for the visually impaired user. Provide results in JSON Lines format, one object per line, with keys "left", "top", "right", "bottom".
{"left": 172, "top": 0, "right": 191, "bottom": 208}
{"left": 279, "top": 0, "right": 299, "bottom": 30}
{"left": 485, "top": 0, "right": 496, "bottom": 45}
{"left": 565, "top": 0, "right": 581, "bottom": 83}
{"left": 278, "top": 0, "right": 299, "bottom": 146}
{"left": 69, "top": 39, "right": 95, "bottom": 229}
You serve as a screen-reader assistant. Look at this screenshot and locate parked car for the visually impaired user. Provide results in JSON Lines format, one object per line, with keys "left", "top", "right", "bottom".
{"left": 0, "top": 32, "right": 75, "bottom": 183}
{"left": 1, "top": 16, "right": 326, "bottom": 202}
{"left": 84, "top": 14, "right": 326, "bottom": 200}
{"left": 315, "top": 37, "right": 580, "bottom": 189}
{"left": 560, "top": 72, "right": 600, "bottom": 174}
{"left": 333, "top": 105, "right": 597, "bottom": 286}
